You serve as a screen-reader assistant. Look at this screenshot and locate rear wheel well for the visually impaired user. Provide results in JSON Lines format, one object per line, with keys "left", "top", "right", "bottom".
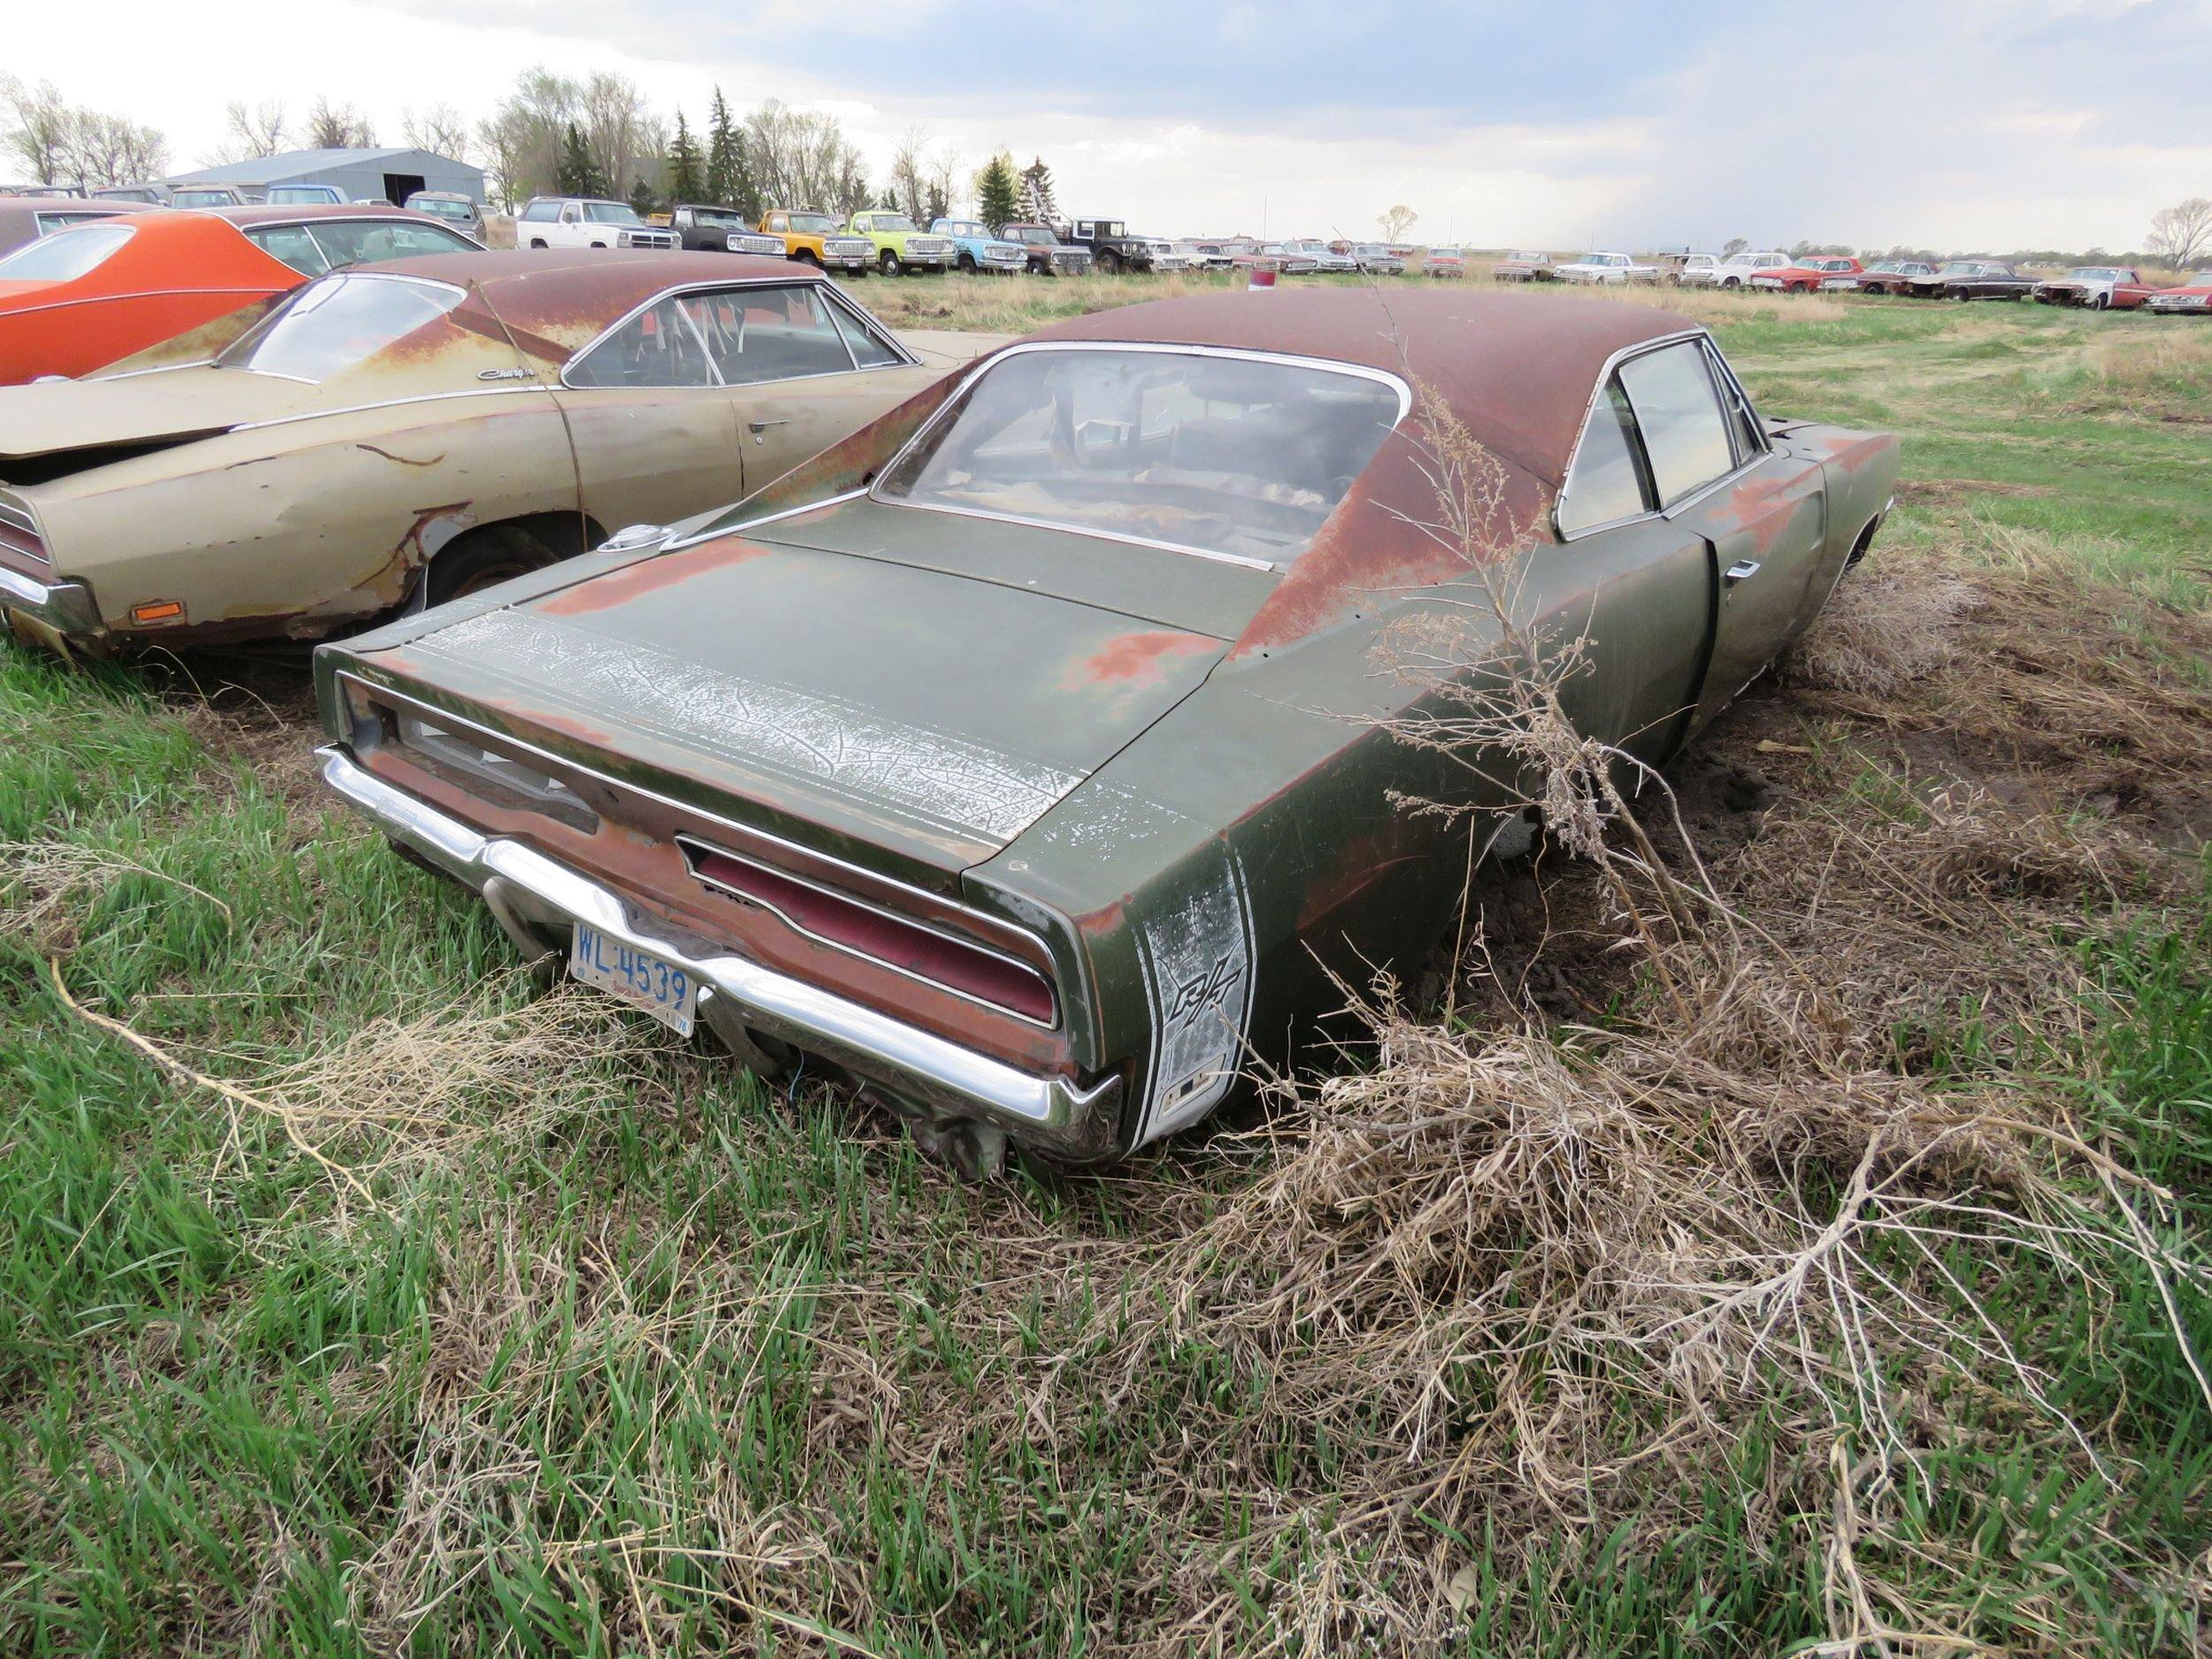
{"left": 414, "top": 511, "right": 603, "bottom": 606}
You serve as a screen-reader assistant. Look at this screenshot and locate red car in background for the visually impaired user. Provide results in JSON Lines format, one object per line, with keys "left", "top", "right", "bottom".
{"left": 2032, "top": 266, "right": 2154, "bottom": 310}
{"left": 1749, "top": 256, "right": 1863, "bottom": 294}
{"left": 2146, "top": 272, "right": 2212, "bottom": 316}
{"left": 0, "top": 204, "right": 481, "bottom": 384}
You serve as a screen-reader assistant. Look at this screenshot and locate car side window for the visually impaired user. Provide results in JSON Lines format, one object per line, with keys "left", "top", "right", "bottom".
{"left": 566, "top": 296, "right": 720, "bottom": 388}
{"left": 1557, "top": 380, "right": 1653, "bottom": 535}
{"left": 561, "top": 204, "right": 580, "bottom": 224}
{"left": 696, "top": 285, "right": 861, "bottom": 384}
{"left": 246, "top": 225, "right": 334, "bottom": 277}
{"left": 825, "top": 292, "right": 902, "bottom": 370}
{"left": 1617, "top": 342, "right": 1736, "bottom": 508}
{"left": 308, "top": 219, "right": 475, "bottom": 268}
{"left": 521, "top": 201, "right": 554, "bottom": 222}
{"left": 1704, "top": 342, "right": 1766, "bottom": 465}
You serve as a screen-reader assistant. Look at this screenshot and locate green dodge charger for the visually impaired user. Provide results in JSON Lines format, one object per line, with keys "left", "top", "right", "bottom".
{"left": 313, "top": 289, "right": 1900, "bottom": 1171}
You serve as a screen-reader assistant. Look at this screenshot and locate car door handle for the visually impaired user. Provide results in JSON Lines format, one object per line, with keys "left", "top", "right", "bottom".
{"left": 1724, "top": 558, "right": 1763, "bottom": 585}
{"left": 748, "top": 419, "right": 791, "bottom": 433}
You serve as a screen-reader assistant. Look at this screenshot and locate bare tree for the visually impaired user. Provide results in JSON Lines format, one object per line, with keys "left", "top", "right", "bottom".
{"left": 925, "top": 143, "right": 960, "bottom": 223}
{"left": 2147, "top": 197, "right": 2212, "bottom": 271}
{"left": 580, "top": 72, "right": 659, "bottom": 205}
{"left": 220, "top": 99, "right": 288, "bottom": 161}
{"left": 401, "top": 104, "right": 472, "bottom": 163}
{"left": 743, "top": 100, "right": 866, "bottom": 215}
{"left": 2, "top": 76, "right": 73, "bottom": 184}
{"left": 304, "top": 96, "right": 375, "bottom": 150}
{"left": 1378, "top": 204, "right": 1417, "bottom": 242}
{"left": 886, "top": 126, "right": 928, "bottom": 221}
{"left": 478, "top": 68, "right": 582, "bottom": 209}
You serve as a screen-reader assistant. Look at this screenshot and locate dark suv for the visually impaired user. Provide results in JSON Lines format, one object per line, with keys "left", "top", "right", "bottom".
{"left": 1064, "top": 218, "right": 1153, "bottom": 273}
{"left": 996, "top": 222, "right": 1093, "bottom": 276}
{"left": 669, "top": 204, "right": 788, "bottom": 256}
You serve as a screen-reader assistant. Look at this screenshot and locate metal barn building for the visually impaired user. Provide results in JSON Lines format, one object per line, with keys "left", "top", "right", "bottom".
{"left": 164, "top": 147, "right": 483, "bottom": 206}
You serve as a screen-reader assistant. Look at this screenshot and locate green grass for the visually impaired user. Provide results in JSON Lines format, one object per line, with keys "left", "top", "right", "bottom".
{"left": 1, "top": 285, "right": 2208, "bottom": 1655}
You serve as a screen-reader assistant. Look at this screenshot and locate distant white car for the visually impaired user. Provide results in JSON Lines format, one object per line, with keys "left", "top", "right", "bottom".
{"left": 1284, "top": 238, "right": 1359, "bottom": 273}
{"left": 1683, "top": 250, "right": 1788, "bottom": 289}
{"left": 1348, "top": 242, "right": 1405, "bottom": 275}
{"left": 516, "top": 196, "right": 678, "bottom": 251}
{"left": 1552, "top": 251, "right": 1660, "bottom": 285}
{"left": 1139, "top": 236, "right": 1193, "bottom": 273}
{"left": 1175, "top": 240, "right": 1233, "bottom": 271}
{"left": 1671, "top": 253, "right": 1719, "bottom": 287}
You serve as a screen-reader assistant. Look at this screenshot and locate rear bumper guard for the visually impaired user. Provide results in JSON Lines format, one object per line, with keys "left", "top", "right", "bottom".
{"left": 317, "top": 746, "right": 1121, "bottom": 1156}
{"left": 0, "top": 565, "right": 101, "bottom": 646}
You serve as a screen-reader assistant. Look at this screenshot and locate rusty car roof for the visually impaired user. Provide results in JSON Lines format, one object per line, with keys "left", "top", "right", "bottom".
{"left": 349, "top": 249, "right": 820, "bottom": 361}
{"left": 1028, "top": 288, "right": 1698, "bottom": 488}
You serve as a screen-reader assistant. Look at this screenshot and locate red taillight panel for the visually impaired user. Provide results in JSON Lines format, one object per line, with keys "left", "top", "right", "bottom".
{"left": 686, "top": 846, "right": 1056, "bottom": 1026}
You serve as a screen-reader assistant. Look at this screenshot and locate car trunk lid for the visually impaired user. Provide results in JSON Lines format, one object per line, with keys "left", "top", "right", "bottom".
{"left": 0, "top": 365, "right": 322, "bottom": 474}
{"left": 359, "top": 534, "right": 1240, "bottom": 888}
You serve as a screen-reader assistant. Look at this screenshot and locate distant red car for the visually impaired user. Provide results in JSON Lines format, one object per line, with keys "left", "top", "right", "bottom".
{"left": 2146, "top": 272, "right": 2212, "bottom": 317}
{"left": 1749, "top": 256, "right": 1863, "bottom": 294}
{"left": 0, "top": 204, "right": 481, "bottom": 384}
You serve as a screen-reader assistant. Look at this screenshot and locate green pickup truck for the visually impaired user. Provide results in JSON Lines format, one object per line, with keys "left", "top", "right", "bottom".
{"left": 845, "top": 211, "right": 953, "bottom": 276}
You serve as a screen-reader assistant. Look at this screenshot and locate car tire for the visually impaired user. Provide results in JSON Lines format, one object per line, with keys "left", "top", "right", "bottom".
{"left": 792, "top": 249, "right": 819, "bottom": 268}
{"left": 529, "top": 239, "right": 548, "bottom": 250}
{"left": 1097, "top": 249, "right": 1122, "bottom": 274}
{"left": 956, "top": 252, "right": 977, "bottom": 273}
{"left": 424, "top": 524, "right": 557, "bottom": 607}
{"left": 1955, "top": 287, "right": 1972, "bottom": 302}
{"left": 1723, "top": 276, "right": 1740, "bottom": 289}
{"left": 2091, "top": 293, "right": 2109, "bottom": 311}
{"left": 879, "top": 250, "right": 902, "bottom": 276}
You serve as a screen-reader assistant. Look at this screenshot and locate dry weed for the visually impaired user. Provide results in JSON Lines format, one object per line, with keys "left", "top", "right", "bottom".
{"left": 0, "top": 838, "right": 233, "bottom": 951}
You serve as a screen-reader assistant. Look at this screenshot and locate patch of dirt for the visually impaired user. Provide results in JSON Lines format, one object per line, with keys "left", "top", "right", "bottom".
{"left": 1894, "top": 477, "right": 2059, "bottom": 507}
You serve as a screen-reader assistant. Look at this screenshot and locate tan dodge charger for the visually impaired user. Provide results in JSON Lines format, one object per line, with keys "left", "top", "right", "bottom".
{"left": 0, "top": 249, "right": 1005, "bottom": 655}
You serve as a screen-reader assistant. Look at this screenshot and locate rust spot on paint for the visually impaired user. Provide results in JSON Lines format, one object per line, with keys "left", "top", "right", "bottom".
{"left": 1071, "top": 629, "right": 1213, "bottom": 687}
{"left": 536, "top": 536, "right": 777, "bottom": 616}
{"left": 396, "top": 501, "right": 474, "bottom": 565}
{"left": 357, "top": 442, "right": 445, "bottom": 468}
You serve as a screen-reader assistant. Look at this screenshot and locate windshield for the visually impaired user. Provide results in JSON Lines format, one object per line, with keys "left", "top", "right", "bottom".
{"left": 174, "top": 190, "right": 235, "bottom": 208}
{"left": 788, "top": 213, "right": 837, "bottom": 234}
{"left": 218, "top": 273, "right": 465, "bottom": 381}
{"left": 1008, "top": 226, "right": 1051, "bottom": 244}
{"left": 877, "top": 348, "right": 1403, "bottom": 565}
{"left": 266, "top": 187, "right": 338, "bottom": 204}
{"left": 938, "top": 221, "right": 983, "bottom": 236}
{"left": 872, "top": 214, "right": 918, "bottom": 234}
{"left": 687, "top": 207, "right": 742, "bottom": 227}
{"left": 412, "top": 196, "right": 475, "bottom": 219}
{"left": 2068, "top": 267, "right": 2120, "bottom": 280}
{"left": 583, "top": 202, "right": 643, "bottom": 225}
{"left": 0, "top": 220, "right": 134, "bottom": 281}
{"left": 1939, "top": 263, "right": 1978, "bottom": 273}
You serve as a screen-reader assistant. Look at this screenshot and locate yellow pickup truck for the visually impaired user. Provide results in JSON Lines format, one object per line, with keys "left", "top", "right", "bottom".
{"left": 758, "top": 210, "right": 877, "bottom": 275}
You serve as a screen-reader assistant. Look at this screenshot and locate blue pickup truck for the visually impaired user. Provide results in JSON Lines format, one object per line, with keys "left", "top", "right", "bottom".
{"left": 929, "top": 218, "right": 1027, "bottom": 274}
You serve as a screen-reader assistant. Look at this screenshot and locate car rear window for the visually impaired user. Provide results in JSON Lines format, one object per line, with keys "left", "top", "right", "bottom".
{"left": 876, "top": 347, "right": 1404, "bottom": 565}
{"left": 219, "top": 273, "right": 465, "bottom": 381}
{"left": 306, "top": 218, "right": 479, "bottom": 265}
{"left": 0, "top": 220, "right": 134, "bottom": 281}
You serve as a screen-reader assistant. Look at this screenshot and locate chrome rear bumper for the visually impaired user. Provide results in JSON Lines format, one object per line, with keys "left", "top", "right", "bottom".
{"left": 317, "top": 746, "right": 1122, "bottom": 1156}
{"left": 0, "top": 565, "right": 101, "bottom": 646}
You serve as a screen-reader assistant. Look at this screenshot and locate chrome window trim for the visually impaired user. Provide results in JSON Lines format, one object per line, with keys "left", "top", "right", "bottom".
{"left": 863, "top": 339, "right": 1414, "bottom": 573}
{"left": 559, "top": 276, "right": 918, "bottom": 390}
{"left": 675, "top": 833, "right": 1058, "bottom": 1030}
{"left": 227, "top": 384, "right": 549, "bottom": 433}
{"left": 341, "top": 668, "right": 1057, "bottom": 987}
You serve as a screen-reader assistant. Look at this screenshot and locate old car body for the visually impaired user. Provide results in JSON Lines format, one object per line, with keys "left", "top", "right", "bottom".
{"left": 929, "top": 219, "right": 1026, "bottom": 274}
{"left": 997, "top": 222, "right": 1091, "bottom": 276}
{"left": 1751, "top": 256, "right": 1861, "bottom": 293}
{"left": 759, "top": 211, "right": 874, "bottom": 275}
{"left": 846, "top": 211, "right": 951, "bottom": 276}
{"left": 1683, "top": 250, "right": 1786, "bottom": 289}
{"left": 1348, "top": 243, "right": 1405, "bottom": 276}
{"left": 671, "top": 204, "right": 787, "bottom": 257}
{"left": 0, "top": 197, "right": 155, "bottom": 258}
{"left": 518, "top": 197, "right": 678, "bottom": 251}
{"left": 1909, "top": 260, "right": 2034, "bottom": 300}
{"left": 2032, "top": 266, "right": 2153, "bottom": 310}
{"left": 1067, "top": 219, "right": 1153, "bottom": 273}
{"left": 1138, "top": 236, "right": 1193, "bottom": 273}
{"left": 172, "top": 186, "right": 250, "bottom": 208}
{"left": 2147, "top": 273, "right": 2212, "bottom": 314}
{"left": 1824, "top": 259, "right": 1933, "bottom": 294}
{"left": 1491, "top": 250, "right": 1555, "bottom": 282}
{"left": 406, "top": 190, "right": 486, "bottom": 241}
{"left": 0, "top": 204, "right": 480, "bottom": 384}
{"left": 1423, "top": 247, "right": 1467, "bottom": 278}
{"left": 1671, "top": 254, "right": 1718, "bottom": 287}
{"left": 0, "top": 251, "right": 1002, "bottom": 654}
{"left": 90, "top": 185, "right": 167, "bottom": 204}
{"left": 1240, "top": 244, "right": 1317, "bottom": 275}
{"left": 1554, "top": 251, "right": 1660, "bottom": 285}
{"left": 310, "top": 288, "right": 1900, "bottom": 1171}
{"left": 1283, "top": 239, "right": 1357, "bottom": 273}
{"left": 1178, "top": 241, "right": 1237, "bottom": 272}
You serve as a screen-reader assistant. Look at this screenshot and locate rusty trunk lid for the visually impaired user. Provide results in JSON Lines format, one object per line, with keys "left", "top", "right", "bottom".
{"left": 0, "top": 365, "right": 322, "bottom": 463}
{"left": 359, "top": 521, "right": 1249, "bottom": 886}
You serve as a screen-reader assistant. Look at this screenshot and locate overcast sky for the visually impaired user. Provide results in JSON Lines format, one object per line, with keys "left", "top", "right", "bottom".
{"left": 14, "top": 0, "right": 2209, "bottom": 250}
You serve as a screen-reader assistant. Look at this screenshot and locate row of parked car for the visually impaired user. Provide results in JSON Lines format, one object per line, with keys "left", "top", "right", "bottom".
{"left": 1493, "top": 246, "right": 2212, "bottom": 311}
{"left": 0, "top": 204, "right": 1901, "bottom": 1169}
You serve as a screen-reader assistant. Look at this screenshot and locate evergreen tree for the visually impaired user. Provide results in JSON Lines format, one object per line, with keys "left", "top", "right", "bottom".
{"left": 975, "top": 152, "right": 1019, "bottom": 233}
{"left": 557, "top": 123, "right": 604, "bottom": 196}
{"left": 879, "top": 188, "right": 898, "bottom": 211}
{"left": 665, "top": 111, "right": 704, "bottom": 205}
{"left": 627, "top": 173, "right": 658, "bottom": 216}
{"left": 703, "top": 86, "right": 757, "bottom": 218}
{"left": 923, "top": 177, "right": 949, "bottom": 226}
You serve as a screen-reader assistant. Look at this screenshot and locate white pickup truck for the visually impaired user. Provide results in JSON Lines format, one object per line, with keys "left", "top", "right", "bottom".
{"left": 1680, "top": 250, "right": 1788, "bottom": 289}
{"left": 516, "top": 196, "right": 678, "bottom": 251}
{"left": 1552, "top": 251, "right": 1660, "bottom": 285}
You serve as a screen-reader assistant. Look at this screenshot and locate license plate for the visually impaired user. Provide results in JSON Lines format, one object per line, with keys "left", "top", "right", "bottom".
{"left": 569, "top": 924, "right": 697, "bottom": 1035}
